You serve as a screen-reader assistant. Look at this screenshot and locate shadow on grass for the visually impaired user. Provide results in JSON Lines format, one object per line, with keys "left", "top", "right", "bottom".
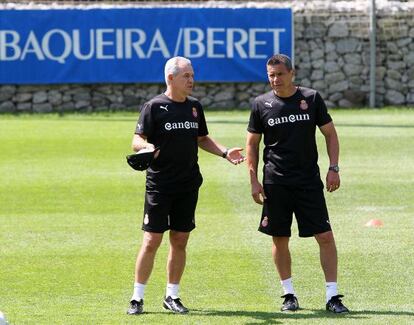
{"left": 140, "top": 308, "right": 414, "bottom": 324}
{"left": 191, "top": 308, "right": 358, "bottom": 324}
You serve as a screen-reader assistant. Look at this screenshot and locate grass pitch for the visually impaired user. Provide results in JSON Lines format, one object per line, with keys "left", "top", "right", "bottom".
{"left": 0, "top": 109, "right": 413, "bottom": 324}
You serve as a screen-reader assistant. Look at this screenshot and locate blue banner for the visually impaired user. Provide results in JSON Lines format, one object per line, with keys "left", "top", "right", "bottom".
{"left": 0, "top": 8, "right": 293, "bottom": 84}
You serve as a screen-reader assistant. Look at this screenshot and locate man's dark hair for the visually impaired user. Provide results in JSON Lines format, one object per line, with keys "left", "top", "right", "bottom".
{"left": 266, "top": 54, "right": 293, "bottom": 71}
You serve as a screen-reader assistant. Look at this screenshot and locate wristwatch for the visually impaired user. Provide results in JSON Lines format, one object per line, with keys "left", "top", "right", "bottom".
{"left": 222, "top": 149, "right": 228, "bottom": 158}
{"left": 329, "top": 165, "right": 340, "bottom": 173}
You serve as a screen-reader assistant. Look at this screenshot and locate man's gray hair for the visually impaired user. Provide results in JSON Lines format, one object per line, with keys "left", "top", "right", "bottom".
{"left": 164, "top": 56, "right": 192, "bottom": 85}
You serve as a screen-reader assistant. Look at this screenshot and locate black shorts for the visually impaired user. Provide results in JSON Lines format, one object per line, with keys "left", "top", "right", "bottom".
{"left": 141, "top": 189, "right": 199, "bottom": 233}
{"left": 259, "top": 183, "right": 331, "bottom": 238}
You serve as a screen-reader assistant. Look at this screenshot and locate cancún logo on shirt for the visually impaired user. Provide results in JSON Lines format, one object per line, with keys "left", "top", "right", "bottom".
{"left": 267, "top": 114, "right": 310, "bottom": 127}
{"left": 164, "top": 121, "right": 199, "bottom": 131}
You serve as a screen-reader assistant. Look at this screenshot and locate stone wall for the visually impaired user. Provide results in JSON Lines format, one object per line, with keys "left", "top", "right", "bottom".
{"left": 1, "top": 1, "right": 414, "bottom": 113}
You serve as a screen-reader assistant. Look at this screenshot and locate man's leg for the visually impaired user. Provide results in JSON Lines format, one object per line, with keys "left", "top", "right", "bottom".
{"left": 314, "top": 230, "right": 348, "bottom": 313}
{"left": 314, "top": 230, "right": 337, "bottom": 283}
{"left": 272, "top": 236, "right": 291, "bottom": 280}
{"left": 315, "top": 230, "right": 349, "bottom": 312}
{"left": 128, "top": 231, "right": 163, "bottom": 315}
{"left": 273, "top": 236, "right": 299, "bottom": 311}
{"left": 163, "top": 230, "right": 190, "bottom": 313}
{"left": 133, "top": 232, "right": 163, "bottom": 300}
{"left": 167, "top": 231, "right": 190, "bottom": 288}
{"left": 135, "top": 231, "right": 164, "bottom": 284}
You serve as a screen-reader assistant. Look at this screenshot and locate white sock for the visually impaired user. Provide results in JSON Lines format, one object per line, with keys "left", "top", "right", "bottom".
{"left": 280, "top": 277, "right": 295, "bottom": 296}
{"left": 326, "top": 282, "right": 338, "bottom": 302}
{"left": 131, "top": 282, "right": 146, "bottom": 302}
{"left": 166, "top": 283, "right": 180, "bottom": 299}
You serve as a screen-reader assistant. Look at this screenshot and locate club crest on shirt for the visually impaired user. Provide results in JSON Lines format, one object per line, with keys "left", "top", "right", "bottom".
{"left": 261, "top": 216, "right": 269, "bottom": 228}
{"left": 300, "top": 99, "right": 308, "bottom": 110}
{"left": 192, "top": 107, "right": 198, "bottom": 118}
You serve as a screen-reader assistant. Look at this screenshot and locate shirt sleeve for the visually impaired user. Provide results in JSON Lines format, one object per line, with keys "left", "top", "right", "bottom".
{"left": 197, "top": 103, "right": 209, "bottom": 136}
{"left": 135, "top": 102, "right": 154, "bottom": 137}
{"left": 314, "top": 92, "right": 332, "bottom": 127}
{"left": 247, "top": 100, "right": 263, "bottom": 134}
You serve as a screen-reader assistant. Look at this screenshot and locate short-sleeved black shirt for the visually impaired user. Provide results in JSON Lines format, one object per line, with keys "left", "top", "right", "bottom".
{"left": 135, "top": 93, "right": 209, "bottom": 193}
{"left": 247, "top": 87, "right": 332, "bottom": 186}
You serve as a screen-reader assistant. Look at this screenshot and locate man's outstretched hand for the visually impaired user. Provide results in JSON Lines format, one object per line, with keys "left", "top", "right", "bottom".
{"left": 225, "top": 148, "right": 246, "bottom": 165}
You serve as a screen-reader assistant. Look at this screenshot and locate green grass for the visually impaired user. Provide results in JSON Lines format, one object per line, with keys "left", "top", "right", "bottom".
{"left": 0, "top": 109, "right": 413, "bottom": 324}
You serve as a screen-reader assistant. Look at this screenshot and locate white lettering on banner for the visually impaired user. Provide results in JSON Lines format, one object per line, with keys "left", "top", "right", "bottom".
{"left": 227, "top": 28, "right": 248, "bottom": 58}
{"left": 249, "top": 29, "right": 267, "bottom": 59}
{"left": 42, "top": 29, "right": 72, "bottom": 63}
{"left": 183, "top": 27, "right": 286, "bottom": 58}
{"left": 147, "top": 29, "right": 170, "bottom": 57}
{"left": 268, "top": 28, "right": 284, "bottom": 54}
{"left": 116, "top": 29, "right": 123, "bottom": 59}
{"left": 0, "top": 30, "right": 20, "bottom": 60}
{"left": 96, "top": 29, "right": 115, "bottom": 60}
{"left": 183, "top": 28, "right": 204, "bottom": 58}
{"left": 0, "top": 27, "right": 286, "bottom": 63}
{"left": 21, "top": 31, "right": 45, "bottom": 61}
{"left": 165, "top": 121, "right": 198, "bottom": 131}
{"left": 268, "top": 114, "right": 310, "bottom": 127}
{"left": 207, "top": 28, "right": 225, "bottom": 58}
{"left": 73, "top": 29, "right": 94, "bottom": 60}
{"left": 124, "top": 29, "right": 146, "bottom": 59}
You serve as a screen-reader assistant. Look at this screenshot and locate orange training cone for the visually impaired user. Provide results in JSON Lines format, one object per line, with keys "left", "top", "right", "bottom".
{"left": 365, "top": 219, "right": 384, "bottom": 227}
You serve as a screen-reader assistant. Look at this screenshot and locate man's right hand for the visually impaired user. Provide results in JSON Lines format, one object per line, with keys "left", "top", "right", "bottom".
{"left": 143, "top": 143, "right": 160, "bottom": 159}
{"left": 251, "top": 181, "right": 267, "bottom": 205}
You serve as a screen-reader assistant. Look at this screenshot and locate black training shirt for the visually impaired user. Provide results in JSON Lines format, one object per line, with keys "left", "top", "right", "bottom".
{"left": 135, "top": 93, "right": 209, "bottom": 193}
{"left": 247, "top": 87, "right": 332, "bottom": 186}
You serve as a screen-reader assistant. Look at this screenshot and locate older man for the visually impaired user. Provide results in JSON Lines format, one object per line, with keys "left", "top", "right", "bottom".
{"left": 127, "top": 56, "right": 245, "bottom": 315}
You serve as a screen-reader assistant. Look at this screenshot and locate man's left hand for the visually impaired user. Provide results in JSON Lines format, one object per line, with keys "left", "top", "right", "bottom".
{"left": 326, "top": 171, "right": 340, "bottom": 192}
